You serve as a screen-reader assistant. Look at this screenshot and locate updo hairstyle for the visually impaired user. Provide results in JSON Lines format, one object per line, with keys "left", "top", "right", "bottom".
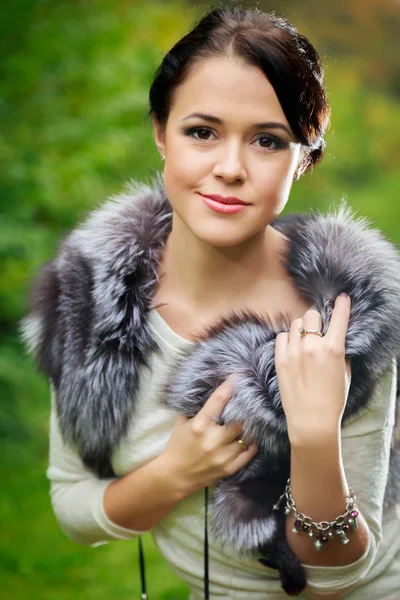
{"left": 149, "top": 6, "right": 331, "bottom": 176}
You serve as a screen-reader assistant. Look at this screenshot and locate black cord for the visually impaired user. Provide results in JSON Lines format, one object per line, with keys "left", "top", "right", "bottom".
{"left": 137, "top": 488, "right": 210, "bottom": 600}
{"left": 138, "top": 537, "right": 148, "bottom": 599}
{"left": 204, "top": 486, "right": 210, "bottom": 600}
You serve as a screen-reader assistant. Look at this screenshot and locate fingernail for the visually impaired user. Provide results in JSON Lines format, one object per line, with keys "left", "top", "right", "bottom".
{"left": 339, "top": 293, "right": 349, "bottom": 299}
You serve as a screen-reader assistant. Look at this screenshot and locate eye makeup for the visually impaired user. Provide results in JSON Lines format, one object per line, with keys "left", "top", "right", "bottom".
{"left": 182, "top": 125, "right": 288, "bottom": 151}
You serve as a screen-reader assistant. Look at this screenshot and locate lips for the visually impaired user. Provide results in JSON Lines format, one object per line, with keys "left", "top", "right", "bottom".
{"left": 199, "top": 193, "right": 248, "bottom": 215}
{"left": 200, "top": 193, "right": 248, "bottom": 205}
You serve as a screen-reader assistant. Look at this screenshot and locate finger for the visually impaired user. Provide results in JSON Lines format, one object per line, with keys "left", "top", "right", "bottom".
{"left": 302, "top": 308, "right": 322, "bottom": 336}
{"left": 197, "top": 375, "right": 236, "bottom": 422}
{"left": 345, "top": 357, "right": 352, "bottom": 381}
{"left": 206, "top": 414, "right": 223, "bottom": 425}
{"left": 346, "top": 358, "right": 351, "bottom": 384}
{"left": 288, "top": 317, "right": 303, "bottom": 353}
{"left": 299, "top": 309, "right": 323, "bottom": 351}
{"left": 219, "top": 421, "right": 243, "bottom": 443}
{"left": 227, "top": 442, "right": 258, "bottom": 475}
{"left": 325, "top": 294, "right": 351, "bottom": 346}
{"left": 220, "top": 436, "right": 253, "bottom": 464}
{"left": 199, "top": 420, "right": 243, "bottom": 454}
{"left": 275, "top": 331, "right": 289, "bottom": 369}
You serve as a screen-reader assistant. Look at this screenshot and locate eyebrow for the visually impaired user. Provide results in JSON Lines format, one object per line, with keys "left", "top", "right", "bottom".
{"left": 181, "top": 112, "right": 293, "bottom": 137}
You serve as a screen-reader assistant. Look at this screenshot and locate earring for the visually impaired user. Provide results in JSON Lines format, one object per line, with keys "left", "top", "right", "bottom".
{"left": 161, "top": 155, "right": 165, "bottom": 162}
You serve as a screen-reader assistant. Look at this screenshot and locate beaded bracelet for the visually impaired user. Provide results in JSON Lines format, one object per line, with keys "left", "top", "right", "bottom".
{"left": 273, "top": 479, "right": 359, "bottom": 551}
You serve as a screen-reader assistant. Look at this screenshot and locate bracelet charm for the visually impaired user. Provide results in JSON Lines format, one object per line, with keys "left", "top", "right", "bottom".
{"left": 273, "top": 479, "right": 359, "bottom": 551}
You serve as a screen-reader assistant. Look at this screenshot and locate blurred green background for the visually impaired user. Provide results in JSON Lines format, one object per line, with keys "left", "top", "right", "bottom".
{"left": 1, "top": 0, "right": 399, "bottom": 598}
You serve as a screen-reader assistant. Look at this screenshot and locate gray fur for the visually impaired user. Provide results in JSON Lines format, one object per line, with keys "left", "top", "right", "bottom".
{"left": 22, "top": 174, "right": 400, "bottom": 595}
{"left": 22, "top": 174, "right": 172, "bottom": 476}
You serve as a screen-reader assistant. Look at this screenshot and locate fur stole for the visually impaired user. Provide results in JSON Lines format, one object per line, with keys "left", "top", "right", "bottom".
{"left": 22, "top": 174, "right": 400, "bottom": 596}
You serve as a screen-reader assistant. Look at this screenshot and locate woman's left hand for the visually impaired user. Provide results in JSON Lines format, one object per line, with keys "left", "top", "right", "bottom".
{"left": 274, "top": 293, "right": 352, "bottom": 447}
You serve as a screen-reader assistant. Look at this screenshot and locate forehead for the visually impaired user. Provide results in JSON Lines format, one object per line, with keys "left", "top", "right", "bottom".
{"left": 169, "top": 56, "right": 289, "bottom": 127}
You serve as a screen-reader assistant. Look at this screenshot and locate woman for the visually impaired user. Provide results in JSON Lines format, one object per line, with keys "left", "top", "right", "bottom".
{"left": 23, "top": 6, "right": 400, "bottom": 599}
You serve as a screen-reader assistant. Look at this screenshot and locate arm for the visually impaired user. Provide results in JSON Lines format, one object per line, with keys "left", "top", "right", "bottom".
{"left": 47, "top": 396, "right": 194, "bottom": 545}
{"left": 47, "top": 390, "right": 145, "bottom": 546}
{"left": 47, "top": 397, "right": 195, "bottom": 545}
{"left": 289, "top": 358, "right": 397, "bottom": 599}
{"left": 104, "top": 378, "right": 257, "bottom": 529}
{"left": 274, "top": 293, "right": 398, "bottom": 598}
{"left": 26, "top": 244, "right": 202, "bottom": 542}
{"left": 286, "top": 436, "right": 369, "bottom": 568}
{"left": 48, "top": 380, "right": 258, "bottom": 545}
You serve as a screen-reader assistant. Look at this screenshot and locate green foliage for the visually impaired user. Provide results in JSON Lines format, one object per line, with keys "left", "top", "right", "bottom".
{"left": 292, "top": 59, "right": 400, "bottom": 243}
{"left": 1, "top": 1, "right": 193, "bottom": 598}
{"left": 1, "top": 1, "right": 399, "bottom": 598}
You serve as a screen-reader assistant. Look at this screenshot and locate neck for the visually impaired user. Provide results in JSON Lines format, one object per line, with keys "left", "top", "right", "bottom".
{"left": 157, "top": 213, "right": 287, "bottom": 315}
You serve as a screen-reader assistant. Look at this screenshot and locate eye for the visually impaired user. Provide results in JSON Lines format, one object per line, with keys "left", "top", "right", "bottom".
{"left": 184, "top": 126, "right": 216, "bottom": 141}
{"left": 253, "top": 134, "right": 284, "bottom": 150}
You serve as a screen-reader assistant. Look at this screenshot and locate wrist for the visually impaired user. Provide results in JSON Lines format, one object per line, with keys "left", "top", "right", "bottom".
{"left": 152, "top": 453, "right": 197, "bottom": 500}
{"left": 290, "top": 437, "right": 343, "bottom": 476}
{"left": 289, "top": 440, "right": 347, "bottom": 524}
{"left": 288, "top": 424, "right": 341, "bottom": 451}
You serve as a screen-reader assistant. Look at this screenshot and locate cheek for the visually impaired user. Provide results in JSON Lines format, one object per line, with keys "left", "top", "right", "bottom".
{"left": 162, "top": 161, "right": 198, "bottom": 215}
{"left": 259, "top": 157, "right": 294, "bottom": 194}
{"left": 164, "top": 147, "right": 204, "bottom": 191}
{"left": 256, "top": 157, "right": 297, "bottom": 216}
{"left": 272, "top": 151, "right": 299, "bottom": 190}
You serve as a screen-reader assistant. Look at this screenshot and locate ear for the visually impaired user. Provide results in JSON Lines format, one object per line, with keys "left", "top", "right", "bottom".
{"left": 293, "top": 164, "right": 307, "bottom": 181}
{"left": 293, "top": 148, "right": 311, "bottom": 181}
{"left": 152, "top": 115, "right": 166, "bottom": 158}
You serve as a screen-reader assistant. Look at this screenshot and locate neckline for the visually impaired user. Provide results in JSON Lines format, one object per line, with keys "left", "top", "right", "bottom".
{"left": 148, "top": 308, "right": 195, "bottom": 352}
{"left": 148, "top": 222, "right": 291, "bottom": 350}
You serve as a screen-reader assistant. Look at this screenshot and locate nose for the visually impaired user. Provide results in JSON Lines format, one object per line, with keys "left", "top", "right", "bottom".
{"left": 212, "top": 142, "right": 247, "bottom": 183}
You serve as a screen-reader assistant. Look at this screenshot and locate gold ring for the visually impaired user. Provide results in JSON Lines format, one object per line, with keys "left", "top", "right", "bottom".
{"left": 298, "top": 327, "right": 323, "bottom": 337}
{"left": 237, "top": 439, "right": 247, "bottom": 451}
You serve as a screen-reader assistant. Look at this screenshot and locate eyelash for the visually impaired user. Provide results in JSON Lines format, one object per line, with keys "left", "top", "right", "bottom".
{"left": 183, "top": 126, "right": 286, "bottom": 150}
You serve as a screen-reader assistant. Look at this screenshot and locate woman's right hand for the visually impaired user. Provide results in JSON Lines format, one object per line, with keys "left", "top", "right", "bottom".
{"left": 160, "top": 377, "right": 258, "bottom": 495}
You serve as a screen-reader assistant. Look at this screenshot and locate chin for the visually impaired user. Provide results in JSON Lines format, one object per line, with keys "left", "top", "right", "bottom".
{"left": 189, "top": 222, "right": 261, "bottom": 248}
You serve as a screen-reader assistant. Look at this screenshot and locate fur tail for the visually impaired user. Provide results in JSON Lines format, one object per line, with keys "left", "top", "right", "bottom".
{"left": 259, "top": 536, "right": 307, "bottom": 597}
{"left": 211, "top": 477, "right": 283, "bottom": 552}
{"left": 211, "top": 473, "right": 307, "bottom": 597}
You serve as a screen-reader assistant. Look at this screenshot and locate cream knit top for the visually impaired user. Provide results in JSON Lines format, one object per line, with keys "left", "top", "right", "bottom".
{"left": 47, "top": 308, "right": 400, "bottom": 599}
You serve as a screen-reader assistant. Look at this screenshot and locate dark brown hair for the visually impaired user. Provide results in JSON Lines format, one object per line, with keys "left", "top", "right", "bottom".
{"left": 149, "top": 6, "right": 331, "bottom": 176}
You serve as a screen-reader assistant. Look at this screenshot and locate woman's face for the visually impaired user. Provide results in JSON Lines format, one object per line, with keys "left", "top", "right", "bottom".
{"left": 153, "top": 56, "right": 304, "bottom": 248}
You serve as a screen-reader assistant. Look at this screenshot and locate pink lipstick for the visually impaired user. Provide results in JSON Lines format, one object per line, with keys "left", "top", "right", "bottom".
{"left": 199, "top": 193, "right": 248, "bottom": 214}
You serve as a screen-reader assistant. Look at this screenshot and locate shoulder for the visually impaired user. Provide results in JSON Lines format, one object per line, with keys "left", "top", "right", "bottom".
{"left": 64, "top": 172, "right": 170, "bottom": 265}
{"left": 21, "top": 173, "right": 170, "bottom": 381}
{"left": 275, "top": 200, "right": 400, "bottom": 320}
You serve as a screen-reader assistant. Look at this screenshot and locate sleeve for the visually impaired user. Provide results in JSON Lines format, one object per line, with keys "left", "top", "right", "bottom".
{"left": 47, "top": 388, "right": 146, "bottom": 547}
{"left": 302, "top": 356, "right": 398, "bottom": 596}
